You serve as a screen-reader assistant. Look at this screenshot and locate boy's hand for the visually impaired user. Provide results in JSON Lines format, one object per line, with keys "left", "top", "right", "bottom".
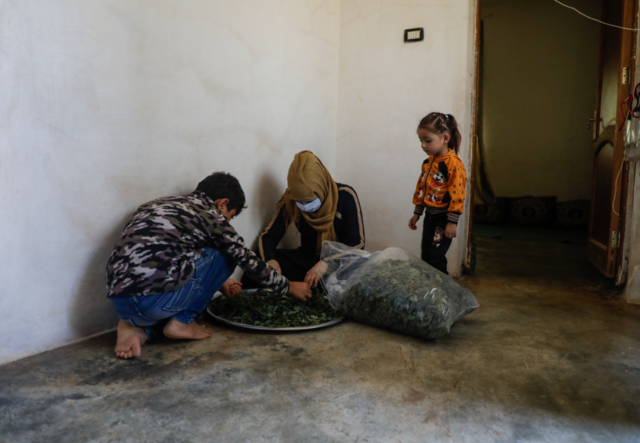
{"left": 305, "top": 261, "right": 328, "bottom": 287}
{"left": 288, "top": 281, "right": 312, "bottom": 301}
{"left": 409, "top": 214, "right": 421, "bottom": 230}
{"left": 267, "top": 259, "right": 282, "bottom": 274}
{"left": 220, "top": 279, "right": 243, "bottom": 298}
{"left": 445, "top": 223, "right": 458, "bottom": 239}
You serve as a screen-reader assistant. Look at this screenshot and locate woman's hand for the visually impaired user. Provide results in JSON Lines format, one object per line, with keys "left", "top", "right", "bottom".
{"left": 409, "top": 214, "right": 421, "bottom": 230}
{"left": 445, "top": 223, "right": 458, "bottom": 239}
{"left": 304, "top": 261, "right": 328, "bottom": 287}
{"left": 220, "top": 279, "right": 243, "bottom": 298}
{"left": 267, "top": 259, "right": 282, "bottom": 274}
{"left": 288, "top": 281, "right": 312, "bottom": 301}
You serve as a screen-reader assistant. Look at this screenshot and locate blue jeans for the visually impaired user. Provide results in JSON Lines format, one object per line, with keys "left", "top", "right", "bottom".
{"left": 110, "top": 247, "right": 235, "bottom": 340}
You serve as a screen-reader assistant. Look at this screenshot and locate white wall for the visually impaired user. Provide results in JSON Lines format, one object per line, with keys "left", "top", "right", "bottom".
{"left": 0, "top": 0, "right": 340, "bottom": 365}
{"left": 1, "top": 0, "right": 479, "bottom": 364}
{"left": 480, "top": 0, "right": 602, "bottom": 201}
{"left": 335, "top": 0, "right": 477, "bottom": 274}
{"left": 625, "top": 166, "right": 640, "bottom": 302}
{"left": 624, "top": 24, "right": 640, "bottom": 304}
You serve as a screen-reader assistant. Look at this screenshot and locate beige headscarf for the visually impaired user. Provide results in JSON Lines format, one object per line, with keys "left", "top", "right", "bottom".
{"left": 277, "top": 151, "right": 339, "bottom": 251}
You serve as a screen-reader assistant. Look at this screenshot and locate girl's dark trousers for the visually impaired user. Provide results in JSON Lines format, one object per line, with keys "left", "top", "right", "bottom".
{"left": 421, "top": 212, "right": 453, "bottom": 275}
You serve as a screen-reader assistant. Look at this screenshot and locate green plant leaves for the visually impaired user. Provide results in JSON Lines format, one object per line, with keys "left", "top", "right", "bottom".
{"left": 209, "top": 287, "right": 340, "bottom": 328}
{"left": 339, "top": 259, "right": 478, "bottom": 340}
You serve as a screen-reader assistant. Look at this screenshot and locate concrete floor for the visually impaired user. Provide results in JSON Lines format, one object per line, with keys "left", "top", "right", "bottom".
{"left": 2, "top": 238, "right": 640, "bottom": 443}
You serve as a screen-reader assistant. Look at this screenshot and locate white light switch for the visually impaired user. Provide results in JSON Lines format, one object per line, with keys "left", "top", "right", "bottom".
{"left": 404, "top": 28, "right": 424, "bottom": 43}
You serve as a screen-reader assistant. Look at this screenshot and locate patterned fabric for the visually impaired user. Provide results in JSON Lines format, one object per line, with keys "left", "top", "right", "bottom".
{"left": 473, "top": 197, "right": 509, "bottom": 224}
{"left": 413, "top": 151, "right": 468, "bottom": 224}
{"left": 556, "top": 200, "right": 589, "bottom": 227}
{"left": 106, "top": 191, "right": 289, "bottom": 297}
{"left": 507, "top": 196, "right": 557, "bottom": 227}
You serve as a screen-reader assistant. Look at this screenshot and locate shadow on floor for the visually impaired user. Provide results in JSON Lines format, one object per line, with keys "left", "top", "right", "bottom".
{"left": 474, "top": 224, "right": 589, "bottom": 245}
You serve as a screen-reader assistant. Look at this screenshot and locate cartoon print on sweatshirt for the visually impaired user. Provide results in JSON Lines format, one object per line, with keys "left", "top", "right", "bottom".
{"left": 426, "top": 191, "right": 441, "bottom": 203}
{"left": 412, "top": 152, "right": 468, "bottom": 224}
{"left": 433, "top": 226, "right": 443, "bottom": 247}
{"left": 430, "top": 172, "right": 445, "bottom": 189}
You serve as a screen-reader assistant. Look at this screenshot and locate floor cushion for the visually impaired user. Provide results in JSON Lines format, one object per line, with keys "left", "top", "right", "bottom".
{"left": 474, "top": 197, "right": 509, "bottom": 224}
{"left": 556, "top": 200, "right": 590, "bottom": 228}
{"left": 507, "top": 196, "right": 557, "bottom": 226}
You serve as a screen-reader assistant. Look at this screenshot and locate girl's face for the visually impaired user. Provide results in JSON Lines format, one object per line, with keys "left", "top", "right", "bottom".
{"left": 417, "top": 127, "right": 450, "bottom": 157}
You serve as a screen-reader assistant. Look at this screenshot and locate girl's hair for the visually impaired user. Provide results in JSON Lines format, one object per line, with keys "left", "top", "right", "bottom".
{"left": 418, "top": 112, "right": 462, "bottom": 154}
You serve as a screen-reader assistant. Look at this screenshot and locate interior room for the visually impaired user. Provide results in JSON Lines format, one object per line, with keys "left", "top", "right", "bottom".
{"left": 1, "top": 1, "right": 640, "bottom": 442}
{"left": 473, "top": 0, "right": 601, "bottom": 246}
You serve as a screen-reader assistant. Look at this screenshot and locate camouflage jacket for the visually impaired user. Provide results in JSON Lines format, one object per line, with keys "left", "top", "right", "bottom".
{"left": 106, "top": 191, "right": 289, "bottom": 297}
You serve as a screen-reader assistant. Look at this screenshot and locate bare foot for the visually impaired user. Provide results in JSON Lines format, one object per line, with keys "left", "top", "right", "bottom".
{"left": 163, "top": 318, "right": 213, "bottom": 340}
{"left": 115, "top": 320, "right": 147, "bottom": 359}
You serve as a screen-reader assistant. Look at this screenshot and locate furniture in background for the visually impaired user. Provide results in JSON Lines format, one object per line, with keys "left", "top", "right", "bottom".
{"left": 474, "top": 197, "right": 589, "bottom": 228}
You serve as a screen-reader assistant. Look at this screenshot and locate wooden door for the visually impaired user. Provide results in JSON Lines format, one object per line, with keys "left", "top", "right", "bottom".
{"left": 588, "top": 0, "right": 637, "bottom": 278}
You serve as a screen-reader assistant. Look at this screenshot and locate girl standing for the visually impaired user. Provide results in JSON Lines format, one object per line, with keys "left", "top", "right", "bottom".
{"left": 408, "top": 113, "right": 467, "bottom": 274}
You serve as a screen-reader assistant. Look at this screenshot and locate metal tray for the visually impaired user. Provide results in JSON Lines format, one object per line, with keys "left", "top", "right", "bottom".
{"left": 206, "top": 288, "right": 345, "bottom": 332}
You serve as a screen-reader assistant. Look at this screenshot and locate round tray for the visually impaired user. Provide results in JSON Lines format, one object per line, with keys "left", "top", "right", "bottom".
{"left": 206, "top": 289, "right": 345, "bottom": 332}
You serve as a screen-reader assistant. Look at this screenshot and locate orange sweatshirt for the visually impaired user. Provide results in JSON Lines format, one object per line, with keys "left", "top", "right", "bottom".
{"left": 412, "top": 150, "right": 467, "bottom": 224}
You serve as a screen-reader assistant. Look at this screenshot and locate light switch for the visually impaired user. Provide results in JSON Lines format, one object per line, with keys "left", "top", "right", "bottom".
{"left": 404, "top": 28, "right": 424, "bottom": 43}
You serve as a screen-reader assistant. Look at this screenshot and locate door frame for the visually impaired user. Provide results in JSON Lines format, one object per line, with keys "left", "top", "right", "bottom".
{"left": 614, "top": 0, "right": 637, "bottom": 283}
{"left": 588, "top": 0, "right": 638, "bottom": 280}
{"left": 618, "top": 3, "right": 640, "bottom": 286}
{"left": 465, "top": 0, "right": 638, "bottom": 282}
{"left": 463, "top": 0, "right": 481, "bottom": 274}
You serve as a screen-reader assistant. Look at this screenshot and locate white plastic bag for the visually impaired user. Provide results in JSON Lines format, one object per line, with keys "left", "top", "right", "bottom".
{"left": 320, "top": 242, "right": 479, "bottom": 339}
{"left": 624, "top": 118, "right": 640, "bottom": 161}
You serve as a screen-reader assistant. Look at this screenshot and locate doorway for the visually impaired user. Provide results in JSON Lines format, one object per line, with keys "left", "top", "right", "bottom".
{"left": 468, "top": 0, "right": 636, "bottom": 282}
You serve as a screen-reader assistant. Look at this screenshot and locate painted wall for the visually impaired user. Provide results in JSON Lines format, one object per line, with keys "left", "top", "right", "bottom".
{"left": 480, "top": 0, "right": 602, "bottom": 201}
{"left": 625, "top": 166, "right": 640, "bottom": 302}
{"left": 599, "top": 0, "right": 623, "bottom": 132}
{"left": 335, "top": 0, "right": 477, "bottom": 273}
{"left": 624, "top": 25, "right": 640, "bottom": 304}
{"left": 0, "top": 0, "right": 340, "bottom": 365}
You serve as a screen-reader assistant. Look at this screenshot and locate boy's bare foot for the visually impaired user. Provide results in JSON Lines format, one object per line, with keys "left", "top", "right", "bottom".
{"left": 163, "top": 318, "right": 213, "bottom": 340}
{"left": 115, "top": 320, "right": 148, "bottom": 359}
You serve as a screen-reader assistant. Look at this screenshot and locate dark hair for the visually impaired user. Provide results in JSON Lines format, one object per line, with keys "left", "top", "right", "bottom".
{"left": 196, "top": 172, "right": 247, "bottom": 215}
{"left": 417, "top": 112, "right": 462, "bottom": 154}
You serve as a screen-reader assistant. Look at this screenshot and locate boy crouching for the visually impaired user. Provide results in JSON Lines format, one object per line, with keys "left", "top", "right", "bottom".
{"left": 106, "top": 172, "right": 312, "bottom": 359}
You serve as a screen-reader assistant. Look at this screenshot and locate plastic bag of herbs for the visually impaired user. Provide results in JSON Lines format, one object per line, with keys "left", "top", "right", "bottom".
{"left": 320, "top": 241, "right": 479, "bottom": 339}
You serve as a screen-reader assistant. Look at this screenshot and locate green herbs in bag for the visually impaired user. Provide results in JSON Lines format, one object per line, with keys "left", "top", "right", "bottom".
{"left": 321, "top": 242, "right": 479, "bottom": 339}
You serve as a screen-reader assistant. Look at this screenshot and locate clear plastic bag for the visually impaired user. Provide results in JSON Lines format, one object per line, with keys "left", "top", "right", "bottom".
{"left": 321, "top": 241, "right": 479, "bottom": 339}
{"left": 624, "top": 118, "right": 640, "bottom": 161}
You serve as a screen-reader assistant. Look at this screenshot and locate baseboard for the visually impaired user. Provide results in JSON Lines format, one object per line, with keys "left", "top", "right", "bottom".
{"left": 0, "top": 327, "right": 118, "bottom": 367}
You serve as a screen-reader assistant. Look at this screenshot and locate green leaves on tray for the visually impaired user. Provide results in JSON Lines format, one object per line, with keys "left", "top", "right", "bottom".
{"left": 209, "top": 287, "right": 341, "bottom": 328}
